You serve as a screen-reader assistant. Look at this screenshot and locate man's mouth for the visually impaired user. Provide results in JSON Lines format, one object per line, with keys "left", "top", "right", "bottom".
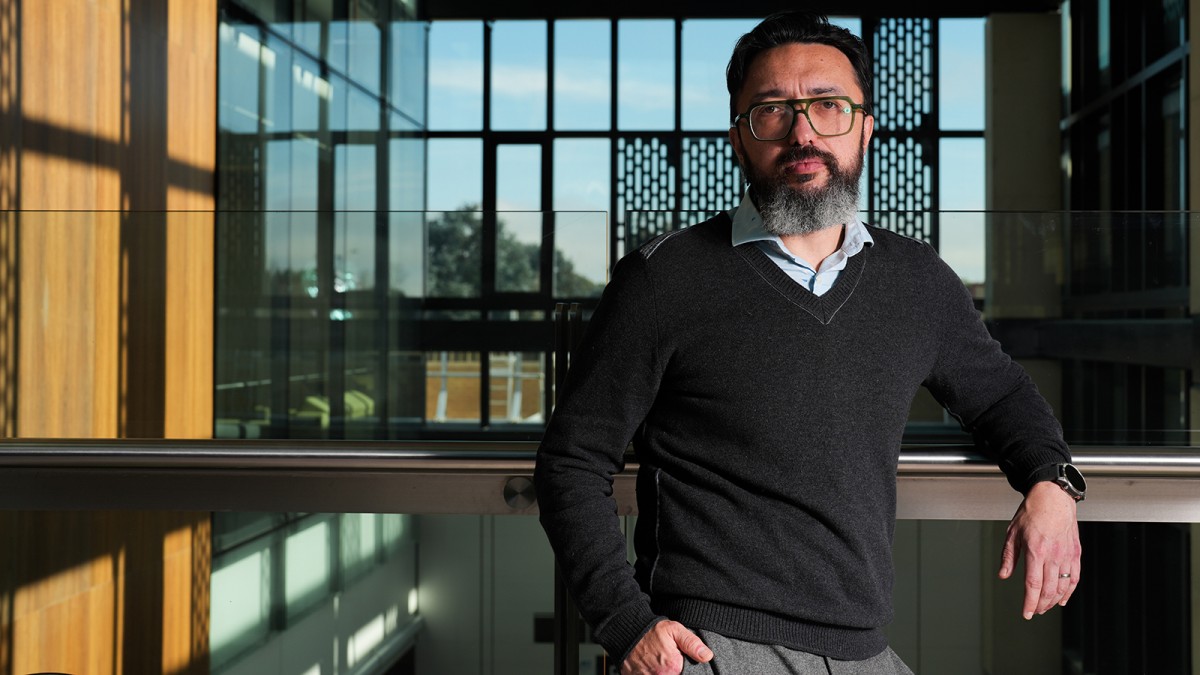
{"left": 782, "top": 159, "right": 826, "bottom": 175}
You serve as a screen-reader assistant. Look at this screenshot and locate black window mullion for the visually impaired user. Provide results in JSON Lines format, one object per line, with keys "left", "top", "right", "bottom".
{"left": 480, "top": 21, "right": 495, "bottom": 428}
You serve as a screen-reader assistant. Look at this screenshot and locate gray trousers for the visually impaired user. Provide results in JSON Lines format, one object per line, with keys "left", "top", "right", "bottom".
{"left": 681, "top": 630, "right": 915, "bottom": 675}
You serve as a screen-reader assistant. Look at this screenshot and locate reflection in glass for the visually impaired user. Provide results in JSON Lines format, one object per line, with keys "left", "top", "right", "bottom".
{"left": 332, "top": 20, "right": 382, "bottom": 96}
{"left": 426, "top": 351, "right": 481, "bottom": 423}
{"left": 390, "top": 211, "right": 425, "bottom": 297}
{"left": 618, "top": 20, "right": 675, "bottom": 130}
{"left": 488, "top": 352, "right": 545, "bottom": 424}
{"left": 429, "top": 21, "right": 483, "bottom": 130}
{"left": 554, "top": 20, "right": 611, "bottom": 131}
{"left": 497, "top": 213, "right": 543, "bottom": 293}
{"left": 290, "top": 51, "right": 325, "bottom": 133}
{"left": 554, "top": 212, "right": 608, "bottom": 297}
{"left": 492, "top": 21, "right": 547, "bottom": 130}
{"left": 426, "top": 210, "right": 482, "bottom": 297}
{"left": 497, "top": 145, "right": 543, "bottom": 293}
{"left": 219, "top": 22, "right": 264, "bottom": 133}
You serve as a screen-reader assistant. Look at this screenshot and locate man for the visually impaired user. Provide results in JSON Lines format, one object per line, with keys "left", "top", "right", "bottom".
{"left": 535, "top": 11, "right": 1082, "bottom": 674}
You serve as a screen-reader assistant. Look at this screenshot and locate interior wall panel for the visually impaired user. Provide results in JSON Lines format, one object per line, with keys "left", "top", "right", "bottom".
{"left": 1, "top": 1, "right": 217, "bottom": 673}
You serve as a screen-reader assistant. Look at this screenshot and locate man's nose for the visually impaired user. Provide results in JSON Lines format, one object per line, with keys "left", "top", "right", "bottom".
{"left": 788, "top": 108, "right": 819, "bottom": 144}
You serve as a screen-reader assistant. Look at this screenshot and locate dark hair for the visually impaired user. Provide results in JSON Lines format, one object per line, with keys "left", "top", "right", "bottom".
{"left": 726, "top": 11, "right": 873, "bottom": 123}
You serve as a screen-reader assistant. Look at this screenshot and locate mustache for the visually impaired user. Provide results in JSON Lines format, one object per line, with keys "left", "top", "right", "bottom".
{"left": 777, "top": 145, "right": 838, "bottom": 167}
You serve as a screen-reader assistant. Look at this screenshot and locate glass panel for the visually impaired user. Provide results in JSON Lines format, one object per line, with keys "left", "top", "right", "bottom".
{"left": 939, "top": 18, "right": 985, "bottom": 131}
{"left": 554, "top": 20, "right": 611, "bottom": 131}
{"left": 617, "top": 20, "right": 674, "bottom": 130}
{"left": 349, "top": 20, "right": 384, "bottom": 96}
{"left": 390, "top": 211, "right": 424, "bottom": 297}
{"left": 425, "top": 351, "right": 481, "bottom": 424}
{"left": 497, "top": 212, "right": 543, "bottom": 293}
{"left": 427, "top": 138, "right": 483, "bottom": 211}
{"left": 497, "top": 145, "right": 543, "bottom": 293}
{"left": 391, "top": 19, "right": 428, "bottom": 126}
{"left": 219, "top": 22, "right": 264, "bottom": 133}
{"left": 553, "top": 211, "right": 608, "bottom": 298}
{"left": 290, "top": 51, "right": 326, "bottom": 134}
{"left": 491, "top": 20, "right": 547, "bottom": 131}
{"left": 427, "top": 210, "right": 482, "bottom": 298}
{"left": 487, "top": 352, "right": 545, "bottom": 424}
{"left": 681, "top": 19, "right": 758, "bottom": 131}
{"left": 428, "top": 21, "right": 483, "bottom": 131}
{"left": 939, "top": 138, "right": 985, "bottom": 285}
{"left": 390, "top": 136, "right": 426, "bottom": 213}
{"left": 552, "top": 139, "right": 610, "bottom": 212}
{"left": 330, "top": 75, "right": 381, "bottom": 132}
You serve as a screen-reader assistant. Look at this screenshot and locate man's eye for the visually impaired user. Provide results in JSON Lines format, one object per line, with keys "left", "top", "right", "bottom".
{"left": 757, "top": 104, "right": 785, "bottom": 115}
{"left": 816, "top": 99, "right": 841, "bottom": 111}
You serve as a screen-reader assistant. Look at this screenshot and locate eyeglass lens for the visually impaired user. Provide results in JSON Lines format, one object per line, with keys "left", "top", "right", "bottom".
{"left": 749, "top": 100, "right": 853, "bottom": 140}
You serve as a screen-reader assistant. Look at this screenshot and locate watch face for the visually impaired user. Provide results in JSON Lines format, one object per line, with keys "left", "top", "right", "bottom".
{"left": 1063, "top": 463, "right": 1086, "bottom": 492}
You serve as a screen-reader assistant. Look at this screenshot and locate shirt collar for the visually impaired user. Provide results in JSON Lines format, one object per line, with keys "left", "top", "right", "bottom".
{"left": 729, "top": 191, "right": 873, "bottom": 255}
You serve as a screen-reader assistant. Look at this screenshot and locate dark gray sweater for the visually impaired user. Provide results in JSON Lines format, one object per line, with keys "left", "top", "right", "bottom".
{"left": 535, "top": 214, "right": 1070, "bottom": 662}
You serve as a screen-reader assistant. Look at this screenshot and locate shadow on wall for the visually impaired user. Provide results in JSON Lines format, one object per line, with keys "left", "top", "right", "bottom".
{"left": 0, "top": 511, "right": 210, "bottom": 675}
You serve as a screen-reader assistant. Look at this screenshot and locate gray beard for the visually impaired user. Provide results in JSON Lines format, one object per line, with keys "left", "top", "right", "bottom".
{"left": 748, "top": 149, "right": 864, "bottom": 237}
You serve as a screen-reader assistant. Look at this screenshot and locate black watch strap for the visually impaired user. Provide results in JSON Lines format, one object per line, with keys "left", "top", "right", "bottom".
{"left": 1025, "top": 463, "right": 1086, "bottom": 501}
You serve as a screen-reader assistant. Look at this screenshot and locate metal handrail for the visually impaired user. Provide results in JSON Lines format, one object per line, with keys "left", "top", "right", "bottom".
{"left": 1, "top": 440, "right": 1198, "bottom": 522}
{"left": 2, "top": 439, "right": 1200, "bottom": 474}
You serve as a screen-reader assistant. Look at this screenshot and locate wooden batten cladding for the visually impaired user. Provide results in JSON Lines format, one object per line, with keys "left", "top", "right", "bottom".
{"left": 14, "top": 0, "right": 216, "bottom": 437}
{"left": 0, "top": 1, "right": 218, "bottom": 674}
{"left": 0, "top": 511, "right": 211, "bottom": 675}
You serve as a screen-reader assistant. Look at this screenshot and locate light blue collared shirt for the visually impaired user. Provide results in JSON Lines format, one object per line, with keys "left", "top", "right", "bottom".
{"left": 729, "top": 192, "right": 873, "bottom": 296}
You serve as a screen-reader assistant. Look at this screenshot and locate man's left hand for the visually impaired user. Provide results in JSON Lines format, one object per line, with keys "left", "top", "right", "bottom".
{"left": 997, "top": 481, "right": 1081, "bottom": 619}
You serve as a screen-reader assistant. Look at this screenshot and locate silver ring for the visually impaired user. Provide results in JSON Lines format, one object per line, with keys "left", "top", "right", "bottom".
{"left": 1059, "top": 573, "right": 1071, "bottom": 578}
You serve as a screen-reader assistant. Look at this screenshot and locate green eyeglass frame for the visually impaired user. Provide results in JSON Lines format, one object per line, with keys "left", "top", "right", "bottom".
{"left": 732, "top": 95, "right": 866, "bottom": 140}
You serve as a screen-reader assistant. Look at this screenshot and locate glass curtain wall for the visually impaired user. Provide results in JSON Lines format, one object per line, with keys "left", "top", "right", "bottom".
{"left": 214, "top": 3, "right": 433, "bottom": 674}
{"left": 1060, "top": 1, "right": 1191, "bottom": 672}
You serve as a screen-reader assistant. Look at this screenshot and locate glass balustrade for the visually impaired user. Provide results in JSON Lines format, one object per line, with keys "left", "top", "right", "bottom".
{"left": 0, "top": 209, "right": 1198, "bottom": 674}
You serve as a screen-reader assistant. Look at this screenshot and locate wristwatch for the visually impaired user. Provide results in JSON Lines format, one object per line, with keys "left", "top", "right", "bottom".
{"left": 1028, "top": 462, "right": 1087, "bottom": 502}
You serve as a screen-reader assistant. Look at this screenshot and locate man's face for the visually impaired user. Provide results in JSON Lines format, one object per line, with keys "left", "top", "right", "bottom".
{"left": 728, "top": 42, "right": 874, "bottom": 232}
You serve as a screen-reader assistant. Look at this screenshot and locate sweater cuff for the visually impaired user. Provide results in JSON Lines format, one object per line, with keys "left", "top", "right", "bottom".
{"left": 596, "top": 604, "right": 664, "bottom": 665}
{"left": 1021, "top": 463, "right": 1062, "bottom": 494}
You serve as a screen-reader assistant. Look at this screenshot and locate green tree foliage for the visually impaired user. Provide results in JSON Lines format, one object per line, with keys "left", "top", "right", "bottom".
{"left": 426, "top": 206, "right": 604, "bottom": 298}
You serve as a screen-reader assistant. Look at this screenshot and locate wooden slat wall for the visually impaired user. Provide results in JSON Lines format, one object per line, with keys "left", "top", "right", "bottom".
{"left": 0, "top": 0, "right": 218, "bottom": 673}
{"left": 0, "top": 511, "right": 211, "bottom": 675}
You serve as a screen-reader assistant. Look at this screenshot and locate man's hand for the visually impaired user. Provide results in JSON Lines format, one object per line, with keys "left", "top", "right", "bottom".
{"left": 998, "top": 481, "right": 1082, "bottom": 619}
{"left": 620, "top": 620, "right": 713, "bottom": 675}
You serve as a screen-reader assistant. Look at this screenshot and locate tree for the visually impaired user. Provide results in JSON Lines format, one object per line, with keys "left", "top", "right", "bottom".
{"left": 426, "top": 206, "right": 604, "bottom": 298}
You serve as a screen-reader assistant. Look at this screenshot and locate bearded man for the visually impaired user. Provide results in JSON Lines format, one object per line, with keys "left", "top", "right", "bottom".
{"left": 535, "top": 10, "right": 1083, "bottom": 675}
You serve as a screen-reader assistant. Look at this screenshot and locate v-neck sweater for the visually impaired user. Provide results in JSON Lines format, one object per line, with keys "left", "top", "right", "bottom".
{"left": 535, "top": 213, "right": 1070, "bottom": 663}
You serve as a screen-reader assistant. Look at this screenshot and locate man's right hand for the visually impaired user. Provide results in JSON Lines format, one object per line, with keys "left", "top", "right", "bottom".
{"left": 620, "top": 620, "right": 713, "bottom": 675}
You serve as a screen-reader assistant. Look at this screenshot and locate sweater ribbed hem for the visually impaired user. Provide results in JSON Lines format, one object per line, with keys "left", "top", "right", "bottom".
{"left": 656, "top": 597, "right": 888, "bottom": 661}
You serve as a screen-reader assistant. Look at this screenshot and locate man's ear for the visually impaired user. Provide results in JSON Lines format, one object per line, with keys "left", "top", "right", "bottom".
{"left": 860, "top": 114, "right": 874, "bottom": 153}
{"left": 728, "top": 125, "right": 746, "bottom": 172}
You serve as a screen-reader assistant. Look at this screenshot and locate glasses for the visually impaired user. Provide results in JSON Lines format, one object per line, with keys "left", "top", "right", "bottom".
{"left": 732, "top": 96, "right": 865, "bottom": 141}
